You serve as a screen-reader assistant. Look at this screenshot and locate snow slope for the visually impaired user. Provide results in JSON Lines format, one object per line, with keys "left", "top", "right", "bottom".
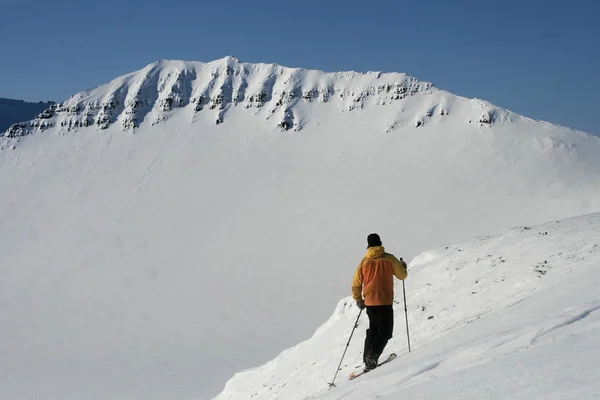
{"left": 217, "top": 213, "right": 600, "bottom": 399}
{"left": 1, "top": 58, "right": 600, "bottom": 399}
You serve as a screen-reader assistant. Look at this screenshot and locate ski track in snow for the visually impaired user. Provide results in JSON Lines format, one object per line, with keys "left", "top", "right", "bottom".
{"left": 134, "top": 127, "right": 179, "bottom": 192}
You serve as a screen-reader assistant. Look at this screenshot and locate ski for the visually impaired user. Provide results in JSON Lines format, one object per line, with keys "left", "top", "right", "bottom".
{"left": 348, "top": 353, "right": 397, "bottom": 380}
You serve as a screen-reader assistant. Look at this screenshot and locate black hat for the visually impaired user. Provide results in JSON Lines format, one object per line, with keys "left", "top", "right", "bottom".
{"left": 367, "top": 233, "right": 382, "bottom": 248}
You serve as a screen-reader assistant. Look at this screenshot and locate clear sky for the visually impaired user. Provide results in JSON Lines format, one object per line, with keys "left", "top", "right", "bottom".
{"left": 1, "top": 0, "right": 598, "bottom": 135}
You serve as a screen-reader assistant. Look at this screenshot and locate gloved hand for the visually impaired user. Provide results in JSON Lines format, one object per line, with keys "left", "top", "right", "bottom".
{"left": 356, "top": 299, "right": 366, "bottom": 310}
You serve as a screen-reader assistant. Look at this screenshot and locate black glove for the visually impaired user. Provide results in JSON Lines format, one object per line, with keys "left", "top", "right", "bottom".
{"left": 356, "top": 299, "right": 366, "bottom": 310}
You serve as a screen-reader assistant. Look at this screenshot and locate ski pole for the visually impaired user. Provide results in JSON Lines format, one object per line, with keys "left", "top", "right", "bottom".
{"left": 402, "top": 280, "right": 411, "bottom": 352}
{"left": 328, "top": 308, "right": 363, "bottom": 388}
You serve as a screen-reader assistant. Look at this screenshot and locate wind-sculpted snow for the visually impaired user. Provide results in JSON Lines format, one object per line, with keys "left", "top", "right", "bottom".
{"left": 2, "top": 56, "right": 518, "bottom": 137}
{"left": 216, "top": 214, "right": 600, "bottom": 399}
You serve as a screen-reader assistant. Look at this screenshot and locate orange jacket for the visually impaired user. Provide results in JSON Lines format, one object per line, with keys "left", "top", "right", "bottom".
{"left": 352, "top": 246, "right": 407, "bottom": 306}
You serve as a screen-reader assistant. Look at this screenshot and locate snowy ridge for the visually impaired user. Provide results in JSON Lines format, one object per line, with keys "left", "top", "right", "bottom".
{"left": 0, "top": 98, "right": 52, "bottom": 132}
{"left": 3, "top": 57, "right": 514, "bottom": 137}
{"left": 216, "top": 214, "right": 600, "bottom": 399}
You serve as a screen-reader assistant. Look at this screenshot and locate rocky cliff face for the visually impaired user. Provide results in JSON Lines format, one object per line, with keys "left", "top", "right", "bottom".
{"left": 2, "top": 57, "right": 508, "bottom": 138}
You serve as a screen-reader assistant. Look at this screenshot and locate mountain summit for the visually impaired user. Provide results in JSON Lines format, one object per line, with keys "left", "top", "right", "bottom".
{"left": 4, "top": 57, "right": 514, "bottom": 138}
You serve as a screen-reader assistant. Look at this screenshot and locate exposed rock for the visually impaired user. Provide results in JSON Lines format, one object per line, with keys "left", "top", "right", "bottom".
{"left": 5, "top": 122, "right": 29, "bottom": 137}
{"left": 479, "top": 111, "right": 494, "bottom": 125}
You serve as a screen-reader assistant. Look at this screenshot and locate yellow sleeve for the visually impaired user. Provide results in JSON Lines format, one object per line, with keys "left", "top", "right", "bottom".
{"left": 391, "top": 256, "right": 408, "bottom": 280}
{"left": 351, "top": 261, "right": 364, "bottom": 301}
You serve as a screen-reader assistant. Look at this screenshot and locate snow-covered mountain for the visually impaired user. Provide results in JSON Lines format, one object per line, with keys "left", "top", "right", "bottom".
{"left": 1, "top": 57, "right": 600, "bottom": 400}
{"left": 217, "top": 213, "right": 600, "bottom": 399}
{"left": 4, "top": 56, "right": 513, "bottom": 138}
{"left": 0, "top": 98, "right": 52, "bottom": 132}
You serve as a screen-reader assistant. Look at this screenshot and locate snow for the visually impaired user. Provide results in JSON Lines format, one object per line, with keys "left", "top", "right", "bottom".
{"left": 218, "top": 214, "right": 600, "bottom": 399}
{"left": 1, "top": 58, "right": 600, "bottom": 400}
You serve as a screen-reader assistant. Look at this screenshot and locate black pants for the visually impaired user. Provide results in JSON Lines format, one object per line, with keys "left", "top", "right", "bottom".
{"left": 363, "top": 305, "right": 394, "bottom": 363}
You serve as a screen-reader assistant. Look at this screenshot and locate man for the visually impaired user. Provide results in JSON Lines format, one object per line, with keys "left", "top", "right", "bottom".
{"left": 352, "top": 233, "right": 408, "bottom": 370}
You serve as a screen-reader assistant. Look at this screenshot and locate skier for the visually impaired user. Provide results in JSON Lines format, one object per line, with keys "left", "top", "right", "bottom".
{"left": 352, "top": 233, "right": 408, "bottom": 371}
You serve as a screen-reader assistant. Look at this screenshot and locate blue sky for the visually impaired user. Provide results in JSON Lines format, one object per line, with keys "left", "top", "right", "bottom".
{"left": 1, "top": 0, "right": 598, "bottom": 135}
